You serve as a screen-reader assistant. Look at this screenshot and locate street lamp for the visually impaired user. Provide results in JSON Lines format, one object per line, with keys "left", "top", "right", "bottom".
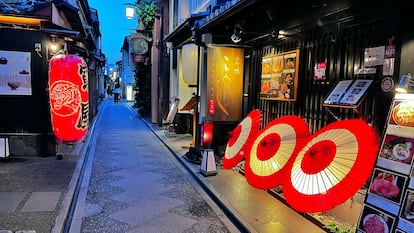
{"left": 123, "top": 1, "right": 165, "bottom": 126}
{"left": 125, "top": 4, "right": 135, "bottom": 19}
{"left": 123, "top": 2, "right": 159, "bottom": 20}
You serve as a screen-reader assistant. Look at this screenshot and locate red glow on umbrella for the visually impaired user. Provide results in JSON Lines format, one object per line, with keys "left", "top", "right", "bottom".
{"left": 227, "top": 125, "right": 242, "bottom": 147}
{"left": 244, "top": 116, "right": 309, "bottom": 189}
{"left": 257, "top": 135, "right": 281, "bottom": 160}
{"left": 283, "top": 119, "right": 379, "bottom": 213}
{"left": 222, "top": 110, "right": 261, "bottom": 169}
{"left": 301, "top": 140, "right": 336, "bottom": 174}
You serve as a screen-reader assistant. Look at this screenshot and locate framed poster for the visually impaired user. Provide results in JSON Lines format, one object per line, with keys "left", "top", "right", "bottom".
{"left": 260, "top": 49, "right": 299, "bottom": 101}
{"left": 0, "top": 50, "right": 31, "bottom": 96}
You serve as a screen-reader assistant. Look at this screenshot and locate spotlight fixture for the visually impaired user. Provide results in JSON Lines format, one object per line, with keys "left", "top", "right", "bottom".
{"left": 231, "top": 24, "right": 242, "bottom": 43}
{"left": 396, "top": 73, "right": 414, "bottom": 93}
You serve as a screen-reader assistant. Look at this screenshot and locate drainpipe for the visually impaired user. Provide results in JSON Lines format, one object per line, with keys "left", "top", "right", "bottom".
{"left": 157, "top": 7, "right": 164, "bottom": 126}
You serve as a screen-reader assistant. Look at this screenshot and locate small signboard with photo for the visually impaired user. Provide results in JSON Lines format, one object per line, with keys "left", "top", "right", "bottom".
{"left": 358, "top": 93, "right": 414, "bottom": 233}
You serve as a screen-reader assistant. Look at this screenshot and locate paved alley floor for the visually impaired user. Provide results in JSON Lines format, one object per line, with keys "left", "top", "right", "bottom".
{"left": 0, "top": 97, "right": 328, "bottom": 233}
{"left": 68, "top": 99, "right": 237, "bottom": 233}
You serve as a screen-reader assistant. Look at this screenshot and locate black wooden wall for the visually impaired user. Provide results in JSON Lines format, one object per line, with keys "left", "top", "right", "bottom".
{"left": 0, "top": 29, "right": 51, "bottom": 133}
{"left": 245, "top": 15, "right": 396, "bottom": 135}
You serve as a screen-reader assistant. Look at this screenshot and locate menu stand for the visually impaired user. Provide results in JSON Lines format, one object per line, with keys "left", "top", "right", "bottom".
{"left": 323, "top": 79, "right": 373, "bottom": 121}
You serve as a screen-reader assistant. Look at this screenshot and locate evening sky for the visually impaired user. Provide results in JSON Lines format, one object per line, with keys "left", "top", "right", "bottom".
{"left": 88, "top": 0, "right": 138, "bottom": 65}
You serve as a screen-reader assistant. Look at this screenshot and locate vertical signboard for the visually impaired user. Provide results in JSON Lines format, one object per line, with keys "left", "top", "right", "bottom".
{"left": 205, "top": 46, "right": 244, "bottom": 121}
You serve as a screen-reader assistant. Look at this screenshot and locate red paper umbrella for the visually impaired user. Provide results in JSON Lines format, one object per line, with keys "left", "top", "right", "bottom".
{"left": 222, "top": 110, "right": 262, "bottom": 169}
{"left": 244, "top": 116, "right": 309, "bottom": 189}
{"left": 283, "top": 119, "right": 379, "bottom": 213}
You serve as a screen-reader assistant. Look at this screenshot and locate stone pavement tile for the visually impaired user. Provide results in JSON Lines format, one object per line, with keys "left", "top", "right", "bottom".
{"left": 110, "top": 171, "right": 165, "bottom": 188}
{"left": 110, "top": 182, "right": 172, "bottom": 203}
{"left": 126, "top": 212, "right": 197, "bottom": 233}
{"left": 109, "top": 196, "right": 183, "bottom": 226}
{"left": 0, "top": 192, "right": 27, "bottom": 212}
{"left": 21, "top": 192, "right": 60, "bottom": 212}
{"left": 84, "top": 203, "right": 103, "bottom": 218}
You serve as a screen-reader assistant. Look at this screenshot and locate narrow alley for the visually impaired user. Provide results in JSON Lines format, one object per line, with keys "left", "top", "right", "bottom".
{"left": 67, "top": 98, "right": 237, "bottom": 233}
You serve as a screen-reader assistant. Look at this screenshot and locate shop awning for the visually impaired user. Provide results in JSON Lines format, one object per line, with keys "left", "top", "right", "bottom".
{"left": 164, "top": 12, "right": 209, "bottom": 48}
{"left": 196, "top": 0, "right": 273, "bottom": 45}
{"left": 163, "top": 18, "right": 193, "bottom": 48}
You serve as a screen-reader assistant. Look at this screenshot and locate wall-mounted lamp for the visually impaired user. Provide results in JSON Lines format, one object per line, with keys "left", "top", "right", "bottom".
{"left": 50, "top": 36, "right": 58, "bottom": 52}
{"left": 47, "top": 35, "right": 62, "bottom": 60}
{"left": 231, "top": 24, "right": 242, "bottom": 43}
{"left": 396, "top": 73, "right": 413, "bottom": 93}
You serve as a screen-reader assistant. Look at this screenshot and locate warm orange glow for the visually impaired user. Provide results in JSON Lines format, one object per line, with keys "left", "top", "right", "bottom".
{"left": 206, "top": 46, "right": 244, "bottom": 121}
{"left": 0, "top": 15, "right": 42, "bottom": 26}
{"left": 50, "top": 43, "right": 58, "bottom": 52}
{"left": 182, "top": 43, "right": 198, "bottom": 86}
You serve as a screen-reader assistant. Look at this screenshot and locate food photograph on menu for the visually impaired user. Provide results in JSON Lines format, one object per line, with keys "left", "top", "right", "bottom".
{"left": 401, "top": 190, "right": 414, "bottom": 225}
{"left": 339, "top": 79, "right": 373, "bottom": 105}
{"left": 323, "top": 80, "right": 353, "bottom": 105}
{"left": 410, "top": 166, "right": 414, "bottom": 190}
{"left": 377, "top": 134, "right": 414, "bottom": 175}
{"left": 261, "top": 56, "right": 272, "bottom": 78}
{"left": 368, "top": 168, "right": 406, "bottom": 204}
{"left": 260, "top": 49, "right": 299, "bottom": 101}
{"left": 395, "top": 230, "right": 406, "bottom": 233}
{"left": 358, "top": 204, "right": 395, "bottom": 233}
{"left": 389, "top": 100, "right": 414, "bottom": 127}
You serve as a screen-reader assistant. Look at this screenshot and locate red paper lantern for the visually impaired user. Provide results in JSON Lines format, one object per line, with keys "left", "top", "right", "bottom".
{"left": 48, "top": 54, "right": 89, "bottom": 142}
